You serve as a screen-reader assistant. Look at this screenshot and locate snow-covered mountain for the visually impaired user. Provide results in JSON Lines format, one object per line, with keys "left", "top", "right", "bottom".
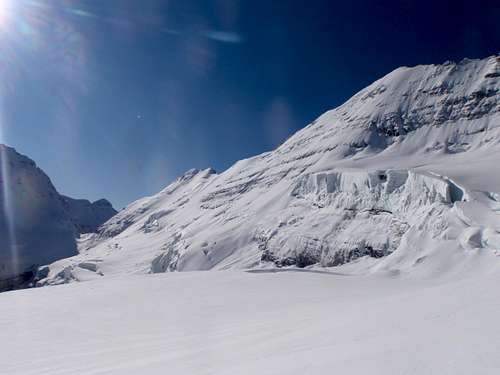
{"left": 61, "top": 196, "right": 117, "bottom": 234}
{"left": 2, "top": 56, "right": 500, "bottom": 374}
{"left": 0, "top": 145, "right": 116, "bottom": 290}
{"left": 40, "top": 55, "right": 500, "bottom": 285}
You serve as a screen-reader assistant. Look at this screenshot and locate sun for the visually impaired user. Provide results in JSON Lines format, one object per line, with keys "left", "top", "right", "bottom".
{"left": 0, "top": 0, "right": 15, "bottom": 26}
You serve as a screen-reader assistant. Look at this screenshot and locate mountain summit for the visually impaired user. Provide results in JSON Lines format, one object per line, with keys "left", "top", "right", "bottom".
{"left": 41, "top": 55, "right": 500, "bottom": 284}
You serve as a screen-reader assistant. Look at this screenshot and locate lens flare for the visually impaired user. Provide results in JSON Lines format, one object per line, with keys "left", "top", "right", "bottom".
{"left": 0, "top": 101, "right": 18, "bottom": 279}
{"left": 0, "top": 0, "right": 13, "bottom": 24}
{"left": 0, "top": 0, "right": 17, "bottom": 279}
{"left": 0, "top": 0, "right": 22, "bottom": 33}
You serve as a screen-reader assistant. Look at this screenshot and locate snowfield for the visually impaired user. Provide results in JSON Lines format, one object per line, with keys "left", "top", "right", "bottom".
{"left": 1, "top": 270, "right": 500, "bottom": 375}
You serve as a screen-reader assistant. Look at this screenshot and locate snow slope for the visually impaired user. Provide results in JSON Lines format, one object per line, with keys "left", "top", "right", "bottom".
{"left": 0, "top": 145, "right": 116, "bottom": 290}
{"left": 40, "top": 55, "right": 500, "bottom": 284}
{"left": 2, "top": 270, "right": 500, "bottom": 375}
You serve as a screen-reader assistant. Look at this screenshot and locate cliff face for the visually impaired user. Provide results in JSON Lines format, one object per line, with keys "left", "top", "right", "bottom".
{"left": 0, "top": 145, "right": 77, "bottom": 288}
{"left": 0, "top": 145, "right": 116, "bottom": 290}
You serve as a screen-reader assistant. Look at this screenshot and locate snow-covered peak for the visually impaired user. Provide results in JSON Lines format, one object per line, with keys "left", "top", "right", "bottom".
{"left": 0, "top": 145, "right": 116, "bottom": 290}
{"left": 61, "top": 196, "right": 117, "bottom": 234}
{"left": 40, "top": 56, "right": 500, "bottom": 285}
{"left": 276, "top": 55, "right": 499, "bottom": 165}
{"left": 0, "top": 145, "right": 77, "bottom": 288}
{"left": 335, "top": 55, "right": 499, "bottom": 134}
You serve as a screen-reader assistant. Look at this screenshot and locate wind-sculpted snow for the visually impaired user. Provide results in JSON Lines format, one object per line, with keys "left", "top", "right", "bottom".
{"left": 39, "top": 56, "right": 500, "bottom": 285}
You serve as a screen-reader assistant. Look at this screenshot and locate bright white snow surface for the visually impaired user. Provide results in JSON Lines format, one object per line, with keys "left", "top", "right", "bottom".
{"left": 2, "top": 269, "right": 500, "bottom": 375}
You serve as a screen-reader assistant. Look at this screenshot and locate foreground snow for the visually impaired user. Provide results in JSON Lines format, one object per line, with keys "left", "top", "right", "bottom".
{"left": 2, "top": 270, "right": 500, "bottom": 374}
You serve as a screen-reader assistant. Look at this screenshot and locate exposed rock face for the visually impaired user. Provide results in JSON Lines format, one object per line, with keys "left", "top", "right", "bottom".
{"left": 39, "top": 56, "right": 500, "bottom": 285}
{"left": 0, "top": 145, "right": 116, "bottom": 290}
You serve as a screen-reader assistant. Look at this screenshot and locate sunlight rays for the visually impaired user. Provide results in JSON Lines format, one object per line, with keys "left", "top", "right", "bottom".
{"left": 0, "top": 104, "right": 18, "bottom": 279}
{"left": 0, "top": 0, "right": 15, "bottom": 26}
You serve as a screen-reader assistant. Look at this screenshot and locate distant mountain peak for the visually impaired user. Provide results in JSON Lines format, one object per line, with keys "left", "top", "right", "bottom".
{"left": 0, "top": 145, "right": 116, "bottom": 290}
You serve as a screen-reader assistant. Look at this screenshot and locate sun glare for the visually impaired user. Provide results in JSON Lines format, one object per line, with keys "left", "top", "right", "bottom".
{"left": 0, "top": 0, "right": 14, "bottom": 28}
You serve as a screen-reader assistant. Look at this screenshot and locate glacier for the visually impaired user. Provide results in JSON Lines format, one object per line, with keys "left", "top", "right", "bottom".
{"left": 38, "top": 55, "right": 500, "bottom": 285}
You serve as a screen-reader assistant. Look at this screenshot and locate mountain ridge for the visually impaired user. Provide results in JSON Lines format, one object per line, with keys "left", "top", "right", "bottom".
{"left": 39, "top": 55, "right": 500, "bottom": 285}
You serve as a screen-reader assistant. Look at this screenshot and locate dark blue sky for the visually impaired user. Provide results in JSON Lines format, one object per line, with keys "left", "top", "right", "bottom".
{"left": 1, "top": 0, "right": 498, "bottom": 208}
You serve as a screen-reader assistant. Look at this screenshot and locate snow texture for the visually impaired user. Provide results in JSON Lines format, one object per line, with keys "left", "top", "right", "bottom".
{"left": 2, "top": 270, "right": 500, "bottom": 374}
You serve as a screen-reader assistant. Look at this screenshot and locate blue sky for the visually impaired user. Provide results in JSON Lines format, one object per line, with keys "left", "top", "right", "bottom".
{"left": 0, "top": 0, "right": 498, "bottom": 208}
